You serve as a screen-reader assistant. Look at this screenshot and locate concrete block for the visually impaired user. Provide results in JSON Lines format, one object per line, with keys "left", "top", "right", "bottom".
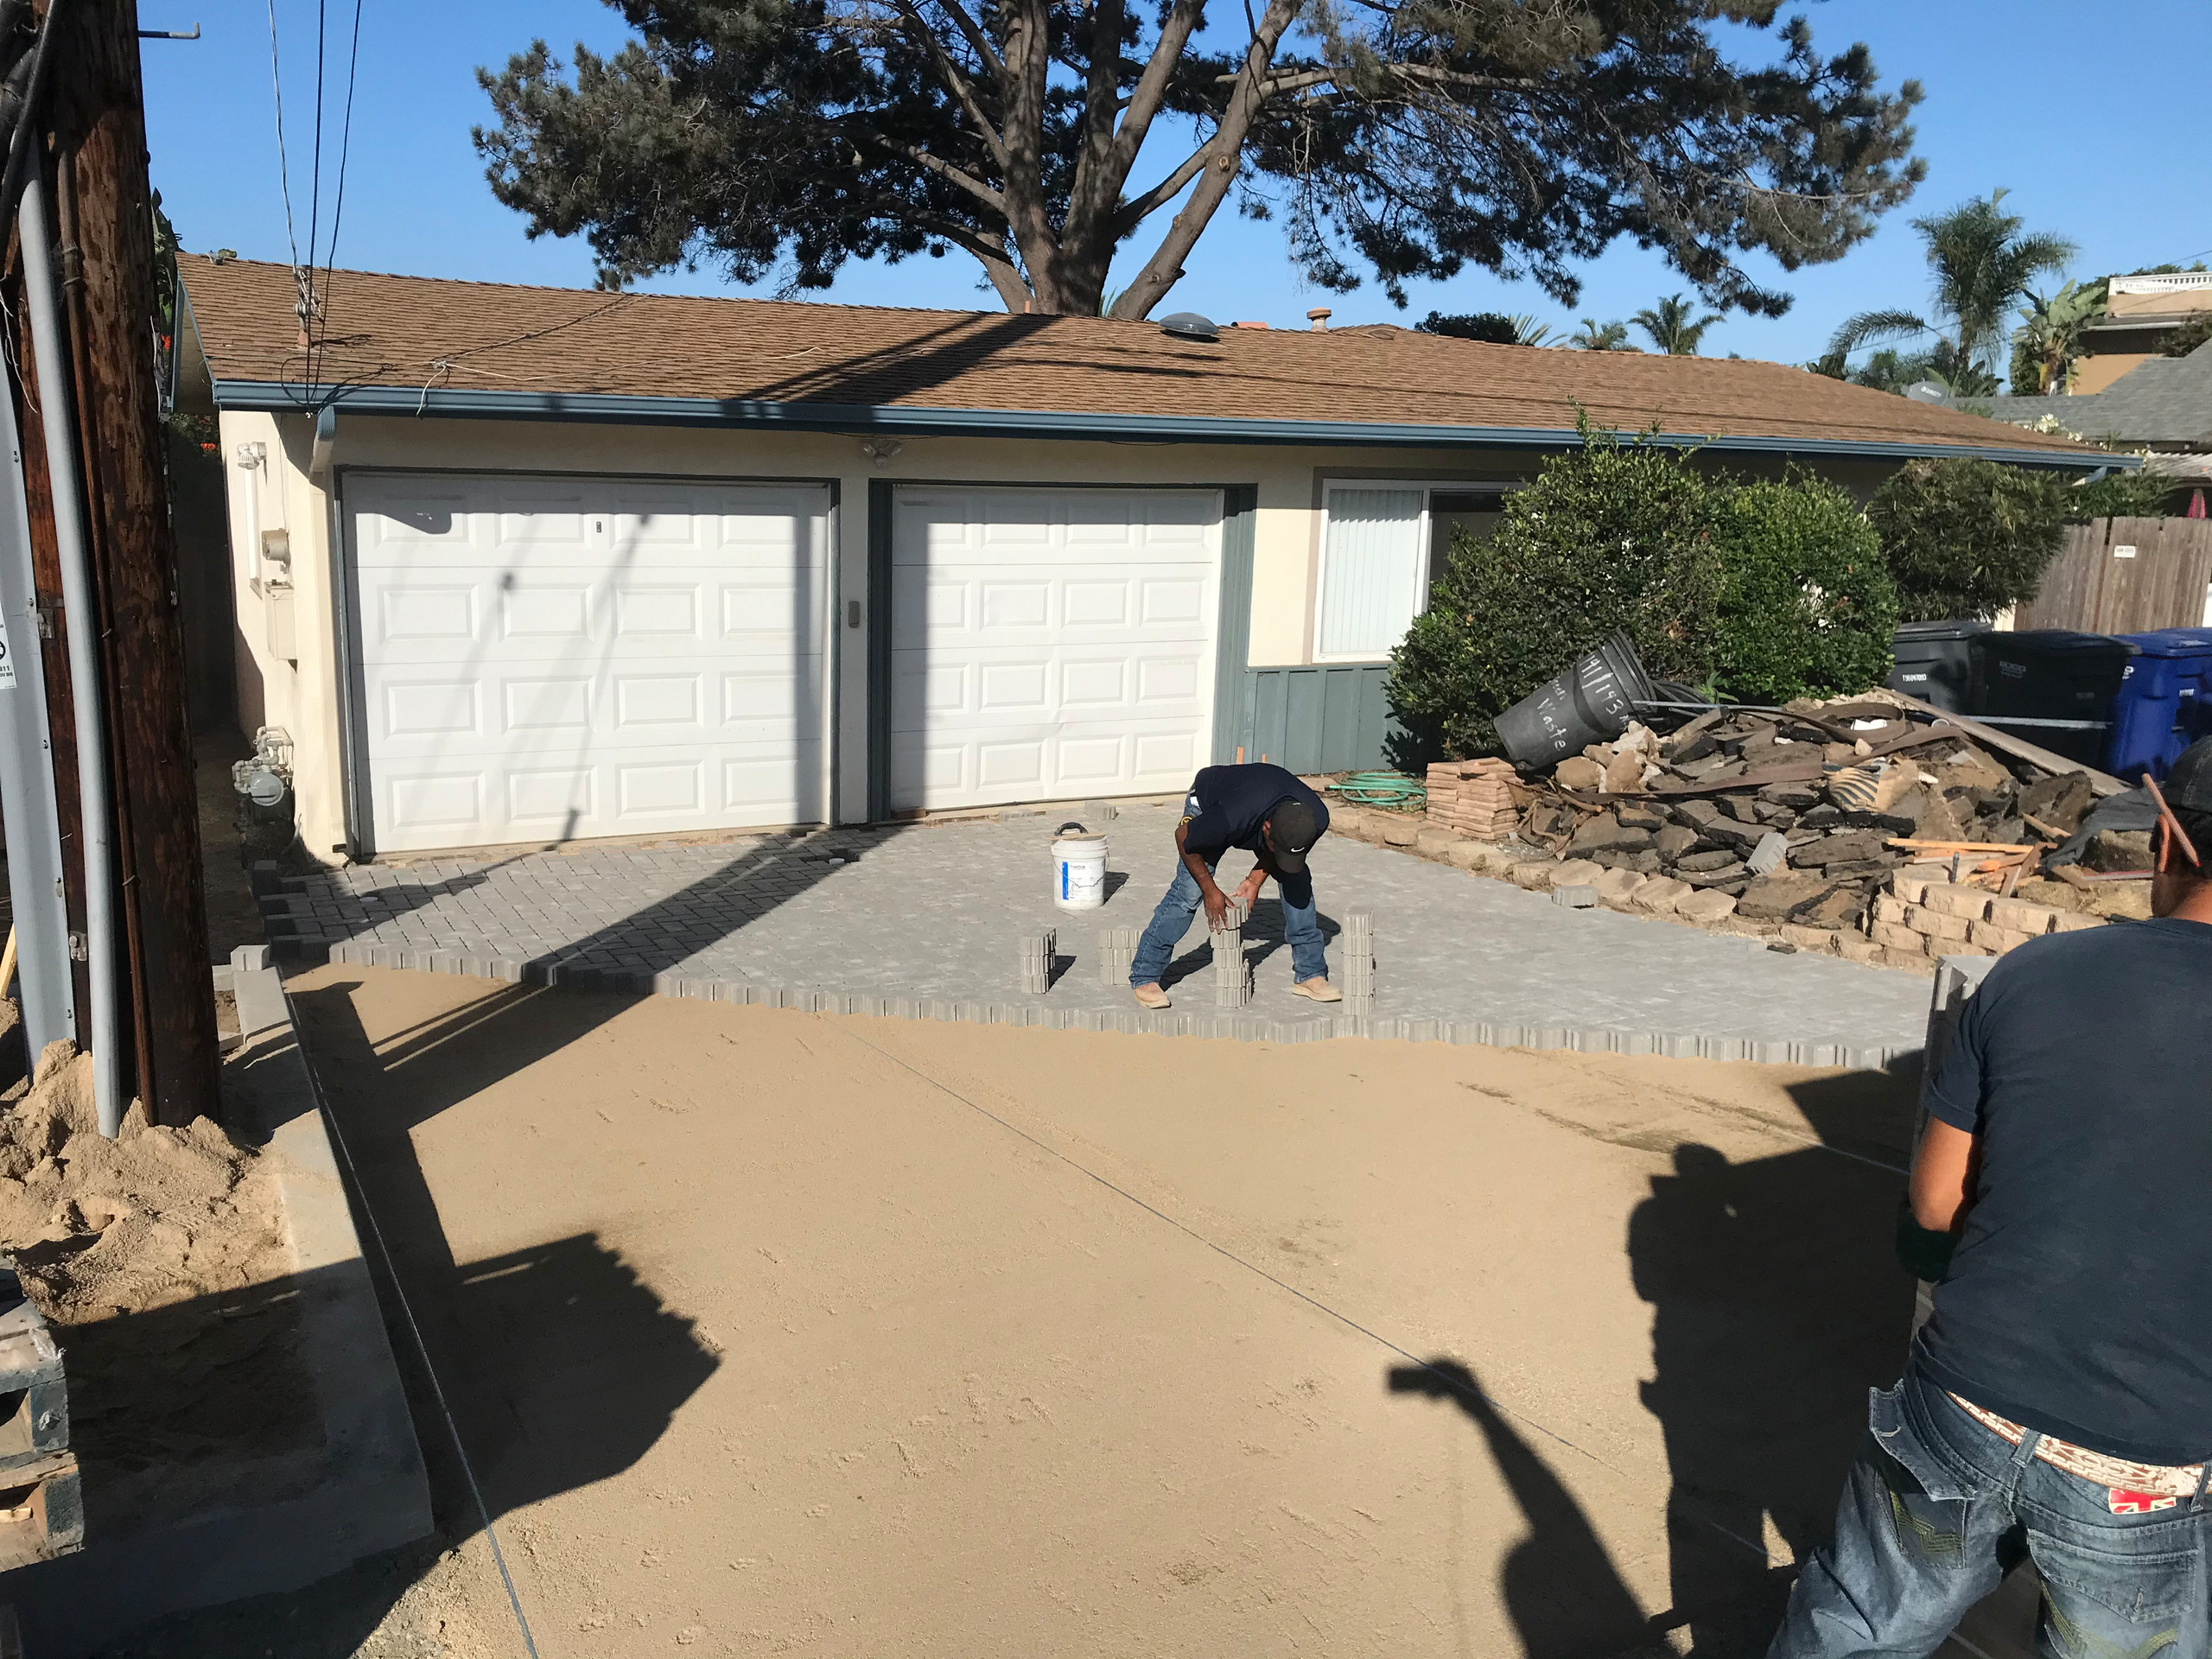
{"left": 1414, "top": 827, "right": 1459, "bottom": 859}
{"left": 229, "top": 944, "right": 274, "bottom": 971}
{"left": 1871, "top": 894, "right": 1910, "bottom": 925}
{"left": 1778, "top": 924, "right": 1840, "bottom": 955}
{"left": 1380, "top": 817, "right": 1420, "bottom": 847}
{"left": 1628, "top": 876, "right": 1691, "bottom": 915}
{"left": 1442, "top": 840, "right": 1496, "bottom": 872}
{"left": 1552, "top": 885, "right": 1598, "bottom": 909}
{"left": 1509, "top": 861, "right": 1556, "bottom": 892}
{"left": 1590, "top": 868, "right": 1647, "bottom": 908}
{"left": 1985, "top": 898, "right": 2059, "bottom": 937}
{"left": 1967, "top": 919, "right": 2038, "bottom": 954}
{"left": 1904, "top": 906, "right": 1973, "bottom": 943}
{"left": 1890, "top": 864, "right": 1952, "bottom": 905}
{"left": 1551, "top": 859, "right": 1604, "bottom": 887}
{"left": 1746, "top": 831, "right": 1789, "bottom": 877}
{"left": 1921, "top": 884, "right": 1992, "bottom": 922}
{"left": 1674, "top": 889, "right": 1738, "bottom": 925}
{"left": 2050, "top": 910, "right": 2106, "bottom": 932}
{"left": 1835, "top": 936, "right": 1884, "bottom": 964}
{"left": 1870, "top": 918, "right": 1926, "bottom": 953}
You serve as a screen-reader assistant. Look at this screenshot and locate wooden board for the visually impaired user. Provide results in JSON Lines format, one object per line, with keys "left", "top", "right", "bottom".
{"left": 2016, "top": 515, "right": 2212, "bottom": 635}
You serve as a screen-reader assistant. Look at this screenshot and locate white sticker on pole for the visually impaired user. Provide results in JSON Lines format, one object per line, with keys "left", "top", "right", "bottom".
{"left": 0, "top": 610, "right": 16, "bottom": 689}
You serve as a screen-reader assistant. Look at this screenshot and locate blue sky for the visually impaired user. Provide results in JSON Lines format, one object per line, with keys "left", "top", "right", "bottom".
{"left": 143, "top": 1, "right": 2210, "bottom": 366}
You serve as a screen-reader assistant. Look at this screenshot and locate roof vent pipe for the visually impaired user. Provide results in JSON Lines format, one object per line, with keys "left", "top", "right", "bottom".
{"left": 1307, "top": 308, "right": 1332, "bottom": 331}
{"left": 1158, "top": 312, "right": 1221, "bottom": 343}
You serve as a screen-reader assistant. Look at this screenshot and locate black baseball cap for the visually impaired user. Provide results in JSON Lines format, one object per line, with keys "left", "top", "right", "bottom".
{"left": 2163, "top": 736, "right": 2212, "bottom": 816}
{"left": 1266, "top": 799, "right": 1320, "bottom": 874}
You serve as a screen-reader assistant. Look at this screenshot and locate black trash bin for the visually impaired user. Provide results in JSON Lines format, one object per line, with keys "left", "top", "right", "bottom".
{"left": 1885, "top": 620, "right": 1989, "bottom": 712}
{"left": 1972, "top": 629, "right": 2139, "bottom": 766}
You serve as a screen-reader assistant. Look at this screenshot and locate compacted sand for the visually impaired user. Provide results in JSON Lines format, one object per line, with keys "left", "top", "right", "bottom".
{"left": 256, "top": 963, "right": 1927, "bottom": 1658}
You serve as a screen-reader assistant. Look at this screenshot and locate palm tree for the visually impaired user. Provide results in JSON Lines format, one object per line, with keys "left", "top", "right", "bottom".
{"left": 1631, "top": 295, "right": 1720, "bottom": 355}
{"left": 1569, "top": 319, "right": 1634, "bottom": 351}
{"left": 1827, "top": 189, "right": 2076, "bottom": 391}
{"left": 2012, "top": 279, "right": 2107, "bottom": 395}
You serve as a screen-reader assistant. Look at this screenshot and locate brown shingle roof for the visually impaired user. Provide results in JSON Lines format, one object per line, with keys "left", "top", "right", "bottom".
{"left": 179, "top": 255, "right": 2097, "bottom": 461}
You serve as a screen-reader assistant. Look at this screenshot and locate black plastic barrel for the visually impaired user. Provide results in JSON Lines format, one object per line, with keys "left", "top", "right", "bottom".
{"left": 1973, "top": 629, "right": 2139, "bottom": 766}
{"left": 1886, "top": 620, "right": 1990, "bottom": 713}
{"left": 1495, "top": 631, "right": 1659, "bottom": 766}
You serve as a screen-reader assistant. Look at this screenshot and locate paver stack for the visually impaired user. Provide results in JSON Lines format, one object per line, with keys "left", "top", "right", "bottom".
{"left": 1209, "top": 898, "right": 1252, "bottom": 1009}
{"left": 1015, "top": 928, "right": 1058, "bottom": 995}
{"left": 0, "top": 1262, "right": 79, "bottom": 1570}
{"left": 1339, "top": 913, "right": 1375, "bottom": 1013}
{"left": 1094, "top": 925, "right": 1141, "bottom": 987}
{"left": 1424, "top": 759, "right": 1521, "bottom": 841}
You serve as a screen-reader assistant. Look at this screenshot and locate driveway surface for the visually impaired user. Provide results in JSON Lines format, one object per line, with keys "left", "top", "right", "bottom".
{"left": 259, "top": 804, "right": 1935, "bottom": 1060}
{"left": 199, "top": 963, "right": 1983, "bottom": 1658}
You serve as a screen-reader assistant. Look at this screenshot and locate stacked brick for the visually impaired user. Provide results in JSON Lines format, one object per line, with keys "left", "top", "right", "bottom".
{"left": 1339, "top": 913, "right": 1375, "bottom": 1012}
{"left": 1095, "top": 925, "right": 1141, "bottom": 987}
{"left": 1424, "top": 760, "right": 1520, "bottom": 841}
{"left": 1210, "top": 897, "right": 1252, "bottom": 1009}
{"left": 1014, "top": 927, "right": 1058, "bottom": 995}
{"left": 1866, "top": 867, "right": 2104, "bottom": 967}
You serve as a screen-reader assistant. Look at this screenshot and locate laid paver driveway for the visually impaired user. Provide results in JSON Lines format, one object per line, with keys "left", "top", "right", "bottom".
{"left": 259, "top": 803, "right": 1935, "bottom": 1059}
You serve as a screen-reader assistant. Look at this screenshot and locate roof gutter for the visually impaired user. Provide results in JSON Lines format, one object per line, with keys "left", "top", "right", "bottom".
{"left": 207, "top": 378, "right": 2126, "bottom": 472}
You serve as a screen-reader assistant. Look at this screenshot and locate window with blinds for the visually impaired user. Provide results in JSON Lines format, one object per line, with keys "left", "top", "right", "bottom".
{"left": 1314, "top": 486, "right": 1429, "bottom": 660}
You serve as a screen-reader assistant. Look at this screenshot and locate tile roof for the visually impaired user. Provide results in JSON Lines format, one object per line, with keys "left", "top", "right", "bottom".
{"left": 179, "top": 255, "right": 2098, "bottom": 461}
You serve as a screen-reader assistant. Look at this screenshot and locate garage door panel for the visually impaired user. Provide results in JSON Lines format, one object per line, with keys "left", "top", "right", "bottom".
{"left": 889, "top": 486, "right": 1219, "bottom": 812}
{"left": 351, "top": 474, "right": 829, "bottom": 852}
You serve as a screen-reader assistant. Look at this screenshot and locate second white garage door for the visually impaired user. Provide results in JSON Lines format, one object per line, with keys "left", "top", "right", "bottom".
{"left": 890, "top": 487, "right": 1222, "bottom": 813}
{"left": 347, "top": 473, "right": 830, "bottom": 854}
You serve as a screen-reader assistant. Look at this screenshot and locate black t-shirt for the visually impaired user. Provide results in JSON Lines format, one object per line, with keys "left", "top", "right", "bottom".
{"left": 1178, "top": 764, "right": 1330, "bottom": 857}
{"left": 1918, "top": 917, "right": 2212, "bottom": 1465}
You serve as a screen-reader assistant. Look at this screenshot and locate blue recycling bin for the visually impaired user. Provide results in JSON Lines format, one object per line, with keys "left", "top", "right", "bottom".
{"left": 2107, "top": 628, "right": 2212, "bottom": 779}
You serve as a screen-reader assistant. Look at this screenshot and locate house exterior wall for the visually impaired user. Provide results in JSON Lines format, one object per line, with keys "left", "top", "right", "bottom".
{"left": 212, "top": 409, "right": 1912, "bottom": 856}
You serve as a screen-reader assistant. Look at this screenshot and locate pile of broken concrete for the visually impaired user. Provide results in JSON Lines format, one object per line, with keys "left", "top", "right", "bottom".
{"left": 1325, "top": 693, "right": 2149, "bottom": 972}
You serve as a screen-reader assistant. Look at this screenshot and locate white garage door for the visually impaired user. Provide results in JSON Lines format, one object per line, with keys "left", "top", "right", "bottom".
{"left": 891, "top": 486, "right": 1221, "bottom": 812}
{"left": 346, "top": 473, "right": 829, "bottom": 854}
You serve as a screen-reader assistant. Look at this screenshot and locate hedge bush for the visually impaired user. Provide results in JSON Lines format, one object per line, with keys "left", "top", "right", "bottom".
{"left": 1711, "top": 475, "right": 1898, "bottom": 704}
{"left": 1388, "top": 429, "right": 1725, "bottom": 759}
{"left": 1867, "top": 457, "right": 2069, "bottom": 621}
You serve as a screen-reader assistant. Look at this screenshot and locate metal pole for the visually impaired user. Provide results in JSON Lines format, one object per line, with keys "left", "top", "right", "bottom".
{"left": 19, "top": 173, "right": 119, "bottom": 1135}
{"left": 0, "top": 381, "right": 74, "bottom": 1057}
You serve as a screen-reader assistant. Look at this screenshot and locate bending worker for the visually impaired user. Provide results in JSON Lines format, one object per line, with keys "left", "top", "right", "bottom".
{"left": 1128, "top": 761, "right": 1337, "bottom": 1009}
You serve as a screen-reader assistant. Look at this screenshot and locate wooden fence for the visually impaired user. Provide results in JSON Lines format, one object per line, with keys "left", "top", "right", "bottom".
{"left": 2014, "top": 516, "right": 2212, "bottom": 634}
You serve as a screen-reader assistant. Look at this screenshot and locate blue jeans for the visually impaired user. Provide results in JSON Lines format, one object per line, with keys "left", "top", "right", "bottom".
{"left": 1770, "top": 1365, "right": 2211, "bottom": 1659}
{"left": 1128, "top": 857, "right": 1326, "bottom": 987}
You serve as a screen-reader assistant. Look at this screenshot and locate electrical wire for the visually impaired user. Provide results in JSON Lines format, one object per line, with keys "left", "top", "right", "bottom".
{"left": 309, "top": 0, "right": 365, "bottom": 396}
{"left": 264, "top": 0, "right": 301, "bottom": 272}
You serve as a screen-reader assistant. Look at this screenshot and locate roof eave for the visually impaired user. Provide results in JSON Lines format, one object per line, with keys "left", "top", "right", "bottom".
{"left": 207, "top": 377, "right": 2118, "bottom": 470}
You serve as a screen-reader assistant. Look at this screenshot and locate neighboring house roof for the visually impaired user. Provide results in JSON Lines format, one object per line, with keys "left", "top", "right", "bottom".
{"left": 1944, "top": 341, "right": 2212, "bottom": 448}
{"left": 178, "top": 256, "right": 2103, "bottom": 467}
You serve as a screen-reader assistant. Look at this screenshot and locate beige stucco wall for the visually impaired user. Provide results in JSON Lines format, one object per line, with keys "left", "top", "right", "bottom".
{"left": 216, "top": 410, "right": 1538, "bottom": 854}
{"left": 2073, "top": 352, "right": 2154, "bottom": 395}
{"left": 2107, "top": 284, "right": 2212, "bottom": 318}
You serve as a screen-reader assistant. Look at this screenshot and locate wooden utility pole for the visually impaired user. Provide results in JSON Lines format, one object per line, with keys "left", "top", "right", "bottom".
{"left": 22, "top": 0, "right": 217, "bottom": 1124}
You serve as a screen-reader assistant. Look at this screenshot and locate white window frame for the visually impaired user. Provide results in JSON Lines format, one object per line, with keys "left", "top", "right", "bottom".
{"left": 1311, "top": 478, "right": 1516, "bottom": 664}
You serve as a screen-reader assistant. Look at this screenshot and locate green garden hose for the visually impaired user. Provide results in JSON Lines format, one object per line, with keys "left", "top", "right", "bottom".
{"left": 1329, "top": 771, "right": 1427, "bottom": 807}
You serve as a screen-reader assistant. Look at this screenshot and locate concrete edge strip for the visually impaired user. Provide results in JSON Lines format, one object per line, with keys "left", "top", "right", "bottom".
{"left": 296, "top": 938, "right": 1916, "bottom": 1071}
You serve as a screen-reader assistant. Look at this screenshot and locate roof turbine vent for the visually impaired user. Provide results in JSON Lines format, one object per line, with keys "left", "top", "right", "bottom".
{"left": 1158, "top": 311, "right": 1221, "bottom": 343}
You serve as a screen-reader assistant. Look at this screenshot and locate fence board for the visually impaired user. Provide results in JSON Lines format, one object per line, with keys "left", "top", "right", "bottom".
{"left": 2014, "top": 517, "right": 2212, "bottom": 634}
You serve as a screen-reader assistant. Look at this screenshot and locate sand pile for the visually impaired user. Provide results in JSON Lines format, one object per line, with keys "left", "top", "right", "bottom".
{"left": 0, "top": 1040, "right": 290, "bottom": 1322}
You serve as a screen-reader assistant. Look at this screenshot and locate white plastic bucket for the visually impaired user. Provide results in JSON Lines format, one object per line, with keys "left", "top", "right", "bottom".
{"left": 1051, "top": 834, "right": 1109, "bottom": 911}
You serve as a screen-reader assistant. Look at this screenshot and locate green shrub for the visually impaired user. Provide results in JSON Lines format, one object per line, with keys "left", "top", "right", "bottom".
{"left": 1867, "top": 457, "right": 2069, "bottom": 622}
{"left": 1387, "top": 429, "right": 1724, "bottom": 759}
{"left": 1711, "top": 475, "right": 1897, "bottom": 703}
{"left": 2070, "top": 465, "right": 2175, "bottom": 519}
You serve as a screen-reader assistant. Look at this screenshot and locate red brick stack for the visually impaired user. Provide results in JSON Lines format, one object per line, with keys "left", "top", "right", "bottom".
{"left": 1425, "top": 759, "right": 1520, "bottom": 841}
